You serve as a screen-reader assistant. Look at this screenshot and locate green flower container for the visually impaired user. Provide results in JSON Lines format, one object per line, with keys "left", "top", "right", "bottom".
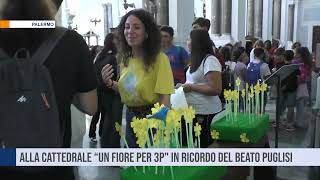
{"left": 121, "top": 166, "right": 227, "bottom": 180}
{"left": 211, "top": 113, "right": 269, "bottom": 144}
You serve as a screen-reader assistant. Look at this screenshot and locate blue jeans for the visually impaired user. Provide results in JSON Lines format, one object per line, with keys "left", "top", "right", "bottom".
{"left": 125, "top": 110, "right": 138, "bottom": 148}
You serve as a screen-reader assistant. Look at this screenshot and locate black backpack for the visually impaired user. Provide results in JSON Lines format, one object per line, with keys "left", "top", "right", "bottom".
{"left": 0, "top": 28, "right": 67, "bottom": 148}
{"left": 222, "top": 64, "right": 235, "bottom": 90}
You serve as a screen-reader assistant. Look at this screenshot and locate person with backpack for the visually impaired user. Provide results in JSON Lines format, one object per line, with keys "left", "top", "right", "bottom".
{"left": 246, "top": 48, "right": 271, "bottom": 112}
{"left": 160, "top": 25, "right": 189, "bottom": 84}
{"left": 177, "top": 29, "right": 222, "bottom": 148}
{"left": 247, "top": 48, "right": 271, "bottom": 84}
{"left": 0, "top": 0, "right": 97, "bottom": 179}
{"left": 277, "top": 50, "right": 298, "bottom": 131}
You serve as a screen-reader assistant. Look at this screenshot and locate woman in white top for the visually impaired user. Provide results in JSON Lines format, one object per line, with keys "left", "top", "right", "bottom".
{"left": 249, "top": 40, "right": 264, "bottom": 63}
{"left": 177, "top": 29, "right": 222, "bottom": 147}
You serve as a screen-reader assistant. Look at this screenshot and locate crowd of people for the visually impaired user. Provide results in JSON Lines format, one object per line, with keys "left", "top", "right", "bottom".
{"left": 0, "top": 0, "right": 316, "bottom": 179}
{"left": 212, "top": 38, "right": 313, "bottom": 132}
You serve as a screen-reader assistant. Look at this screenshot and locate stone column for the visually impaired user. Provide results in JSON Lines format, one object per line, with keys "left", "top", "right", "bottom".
{"left": 221, "top": 0, "right": 231, "bottom": 35}
{"left": 169, "top": 0, "right": 194, "bottom": 47}
{"left": 254, "top": 0, "right": 263, "bottom": 38}
{"left": 211, "top": 0, "right": 221, "bottom": 35}
{"left": 288, "top": 4, "right": 295, "bottom": 41}
{"left": 273, "top": 0, "right": 281, "bottom": 39}
{"left": 102, "top": 3, "right": 113, "bottom": 37}
{"left": 262, "top": 0, "right": 273, "bottom": 40}
{"left": 247, "top": 0, "right": 254, "bottom": 36}
{"left": 155, "top": 0, "right": 169, "bottom": 25}
{"left": 231, "top": 0, "right": 246, "bottom": 44}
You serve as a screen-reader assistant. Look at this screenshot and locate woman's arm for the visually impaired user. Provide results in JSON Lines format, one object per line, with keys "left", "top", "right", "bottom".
{"left": 158, "top": 94, "right": 171, "bottom": 107}
{"left": 183, "top": 71, "right": 222, "bottom": 96}
{"left": 108, "top": 80, "right": 119, "bottom": 92}
{"left": 72, "top": 90, "right": 98, "bottom": 116}
{"left": 102, "top": 64, "right": 119, "bottom": 92}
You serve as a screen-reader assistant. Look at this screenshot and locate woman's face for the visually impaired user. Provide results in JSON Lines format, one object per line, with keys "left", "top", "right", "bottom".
{"left": 124, "top": 15, "right": 146, "bottom": 49}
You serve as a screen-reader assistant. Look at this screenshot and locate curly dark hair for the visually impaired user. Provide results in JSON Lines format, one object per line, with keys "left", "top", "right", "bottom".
{"left": 0, "top": 0, "right": 57, "bottom": 20}
{"left": 189, "top": 29, "right": 214, "bottom": 73}
{"left": 117, "top": 9, "right": 161, "bottom": 70}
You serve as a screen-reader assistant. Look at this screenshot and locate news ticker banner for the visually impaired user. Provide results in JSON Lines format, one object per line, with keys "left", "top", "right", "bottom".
{"left": 1, "top": 148, "right": 320, "bottom": 167}
{"left": 0, "top": 20, "right": 55, "bottom": 28}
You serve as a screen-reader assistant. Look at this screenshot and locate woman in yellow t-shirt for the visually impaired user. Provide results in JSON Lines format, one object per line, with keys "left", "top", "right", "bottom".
{"left": 101, "top": 9, "right": 174, "bottom": 147}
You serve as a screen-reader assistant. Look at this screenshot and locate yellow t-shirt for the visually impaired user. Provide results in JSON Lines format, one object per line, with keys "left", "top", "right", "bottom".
{"left": 118, "top": 52, "right": 174, "bottom": 107}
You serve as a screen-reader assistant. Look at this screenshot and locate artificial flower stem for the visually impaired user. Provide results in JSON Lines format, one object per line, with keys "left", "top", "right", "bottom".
{"left": 174, "top": 128, "right": 180, "bottom": 148}
{"left": 170, "top": 166, "right": 175, "bottom": 180}
{"left": 185, "top": 121, "right": 190, "bottom": 148}
{"left": 149, "top": 128, "right": 154, "bottom": 147}
{"left": 188, "top": 123, "right": 194, "bottom": 148}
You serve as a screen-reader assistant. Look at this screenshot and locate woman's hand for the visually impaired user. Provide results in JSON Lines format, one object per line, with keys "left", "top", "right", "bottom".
{"left": 175, "top": 83, "right": 182, "bottom": 89}
{"left": 101, "top": 64, "right": 114, "bottom": 86}
{"left": 182, "top": 84, "right": 193, "bottom": 93}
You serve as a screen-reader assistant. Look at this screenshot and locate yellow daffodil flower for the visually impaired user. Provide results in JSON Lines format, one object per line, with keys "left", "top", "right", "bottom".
{"left": 224, "top": 90, "right": 232, "bottom": 101}
{"left": 254, "top": 83, "right": 261, "bottom": 94}
{"left": 241, "top": 89, "right": 246, "bottom": 98}
{"left": 142, "top": 118, "right": 149, "bottom": 129}
{"left": 148, "top": 119, "right": 158, "bottom": 129}
{"left": 240, "top": 133, "right": 250, "bottom": 143}
{"left": 236, "top": 78, "right": 241, "bottom": 87}
{"left": 137, "top": 132, "right": 148, "bottom": 148}
{"left": 183, "top": 107, "right": 196, "bottom": 123}
{"left": 151, "top": 103, "right": 165, "bottom": 114}
{"left": 194, "top": 123, "right": 202, "bottom": 137}
{"left": 232, "top": 90, "right": 239, "bottom": 100}
{"left": 211, "top": 130, "right": 220, "bottom": 140}
{"left": 158, "top": 121, "right": 165, "bottom": 130}
{"left": 167, "top": 110, "right": 181, "bottom": 129}
{"left": 115, "top": 122, "right": 124, "bottom": 137}
{"left": 131, "top": 117, "right": 142, "bottom": 134}
{"left": 260, "top": 82, "right": 268, "bottom": 92}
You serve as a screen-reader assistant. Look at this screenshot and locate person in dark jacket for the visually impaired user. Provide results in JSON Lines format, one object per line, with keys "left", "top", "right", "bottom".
{"left": 89, "top": 32, "right": 123, "bottom": 147}
{"left": 0, "top": 0, "right": 97, "bottom": 179}
{"left": 278, "top": 50, "right": 298, "bottom": 131}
